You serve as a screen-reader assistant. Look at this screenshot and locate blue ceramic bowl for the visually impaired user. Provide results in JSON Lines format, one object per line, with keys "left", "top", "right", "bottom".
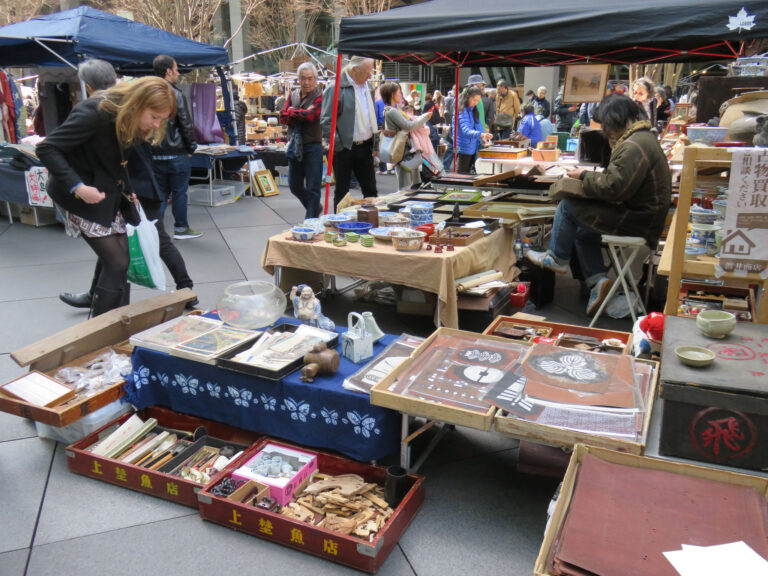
{"left": 336, "top": 221, "right": 373, "bottom": 234}
{"left": 291, "top": 226, "right": 316, "bottom": 241}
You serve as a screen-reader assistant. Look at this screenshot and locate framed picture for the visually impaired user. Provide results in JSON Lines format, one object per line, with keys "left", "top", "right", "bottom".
{"left": 671, "top": 102, "right": 692, "bottom": 123}
{"left": 437, "top": 190, "right": 484, "bottom": 203}
{"left": 254, "top": 169, "right": 279, "bottom": 197}
{"left": 562, "top": 64, "right": 610, "bottom": 104}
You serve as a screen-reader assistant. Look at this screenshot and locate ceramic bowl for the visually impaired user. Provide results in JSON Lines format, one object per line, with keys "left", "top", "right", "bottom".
{"left": 336, "top": 221, "right": 373, "bottom": 235}
{"left": 696, "top": 310, "right": 737, "bottom": 339}
{"left": 380, "top": 214, "right": 410, "bottom": 226}
{"left": 675, "top": 345, "right": 716, "bottom": 367}
{"left": 325, "top": 213, "right": 353, "bottom": 226}
{"left": 686, "top": 126, "right": 729, "bottom": 145}
{"left": 712, "top": 199, "right": 728, "bottom": 219}
{"left": 684, "top": 245, "right": 707, "bottom": 260}
{"left": 291, "top": 226, "right": 316, "bottom": 241}
{"left": 414, "top": 224, "right": 435, "bottom": 237}
{"left": 690, "top": 223, "right": 720, "bottom": 246}
{"left": 391, "top": 229, "right": 427, "bottom": 251}
{"left": 689, "top": 206, "right": 718, "bottom": 225}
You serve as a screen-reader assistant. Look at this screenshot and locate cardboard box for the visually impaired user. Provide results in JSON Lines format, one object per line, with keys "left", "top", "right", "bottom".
{"left": 371, "top": 327, "right": 529, "bottom": 431}
{"left": 1, "top": 290, "right": 196, "bottom": 427}
{"left": 198, "top": 440, "right": 425, "bottom": 573}
{"left": 66, "top": 407, "right": 261, "bottom": 508}
{"left": 231, "top": 442, "right": 318, "bottom": 506}
{"left": 396, "top": 288, "right": 436, "bottom": 317}
{"left": 536, "top": 444, "right": 768, "bottom": 575}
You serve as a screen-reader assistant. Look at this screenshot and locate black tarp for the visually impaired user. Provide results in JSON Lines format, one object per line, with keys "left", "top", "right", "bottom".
{"left": 338, "top": 0, "right": 768, "bottom": 65}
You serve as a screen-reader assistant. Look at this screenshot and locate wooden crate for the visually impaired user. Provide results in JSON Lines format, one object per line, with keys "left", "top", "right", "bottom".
{"left": 463, "top": 201, "right": 557, "bottom": 222}
{"left": 535, "top": 444, "right": 768, "bottom": 575}
{"left": 371, "top": 327, "right": 531, "bottom": 431}
{"left": 478, "top": 146, "right": 529, "bottom": 160}
{"left": 198, "top": 439, "right": 425, "bottom": 573}
{"left": 0, "top": 290, "right": 196, "bottom": 426}
{"left": 677, "top": 281, "right": 756, "bottom": 322}
{"left": 483, "top": 315, "right": 633, "bottom": 354}
{"left": 66, "top": 407, "right": 262, "bottom": 508}
{"left": 658, "top": 316, "right": 768, "bottom": 471}
{"left": 494, "top": 359, "right": 658, "bottom": 455}
{"left": 428, "top": 226, "right": 484, "bottom": 247}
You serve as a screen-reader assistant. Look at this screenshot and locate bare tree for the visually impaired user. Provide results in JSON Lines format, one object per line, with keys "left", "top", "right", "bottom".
{"left": 248, "top": 0, "right": 332, "bottom": 59}
{"left": 337, "top": 0, "right": 392, "bottom": 16}
{"left": 0, "top": 0, "right": 56, "bottom": 27}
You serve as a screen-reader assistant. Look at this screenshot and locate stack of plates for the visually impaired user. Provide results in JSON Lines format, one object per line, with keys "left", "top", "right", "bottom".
{"left": 360, "top": 234, "right": 374, "bottom": 247}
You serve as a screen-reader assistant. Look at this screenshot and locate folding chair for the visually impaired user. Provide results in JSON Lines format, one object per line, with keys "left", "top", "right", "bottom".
{"left": 589, "top": 235, "right": 648, "bottom": 327}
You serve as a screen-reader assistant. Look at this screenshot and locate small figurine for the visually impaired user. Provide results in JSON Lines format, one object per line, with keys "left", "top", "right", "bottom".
{"left": 290, "top": 284, "right": 335, "bottom": 331}
{"left": 301, "top": 342, "right": 340, "bottom": 382}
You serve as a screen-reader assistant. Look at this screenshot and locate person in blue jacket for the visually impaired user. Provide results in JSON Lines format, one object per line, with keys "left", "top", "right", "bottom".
{"left": 519, "top": 103, "right": 543, "bottom": 148}
{"left": 456, "top": 86, "right": 492, "bottom": 173}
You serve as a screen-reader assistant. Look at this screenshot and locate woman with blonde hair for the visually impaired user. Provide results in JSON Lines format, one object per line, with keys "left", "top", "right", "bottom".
{"left": 38, "top": 76, "right": 176, "bottom": 316}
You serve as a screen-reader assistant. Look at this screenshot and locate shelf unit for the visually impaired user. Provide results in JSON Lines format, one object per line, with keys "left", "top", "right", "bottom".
{"left": 658, "top": 146, "right": 768, "bottom": 324}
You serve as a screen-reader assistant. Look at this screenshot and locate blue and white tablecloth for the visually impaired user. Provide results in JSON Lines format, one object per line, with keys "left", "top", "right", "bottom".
{"left": 124, "top": 319, "right": 400, "bottom": 462}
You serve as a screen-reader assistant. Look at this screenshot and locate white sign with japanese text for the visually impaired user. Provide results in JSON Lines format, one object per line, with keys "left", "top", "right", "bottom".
{"left": 25, "top": 166, "right": 52, "bottom": 207}
{"left": 720, "top": 148, "right": 768, "bottom": 274}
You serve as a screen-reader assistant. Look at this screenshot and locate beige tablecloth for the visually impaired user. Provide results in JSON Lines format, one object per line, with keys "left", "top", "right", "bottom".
{"left": 261, "top": 228, "right": 518, "bottom": 328}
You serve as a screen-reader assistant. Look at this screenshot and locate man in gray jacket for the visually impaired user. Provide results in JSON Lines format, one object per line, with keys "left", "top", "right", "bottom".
{"left": 151, "top": 55, "right": 200, "bottom": 239}
{"left": 321, "top": 56, "right": 378, "bottom": 211}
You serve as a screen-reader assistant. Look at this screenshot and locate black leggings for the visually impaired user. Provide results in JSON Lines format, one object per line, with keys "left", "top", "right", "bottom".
{"left": 82, "top": 233, "right": 129, "bottom": 291}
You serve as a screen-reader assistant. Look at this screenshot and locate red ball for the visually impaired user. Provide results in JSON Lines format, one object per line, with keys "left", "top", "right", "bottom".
{"left": 516, "top": 283, "right": 526, "bottom": 293}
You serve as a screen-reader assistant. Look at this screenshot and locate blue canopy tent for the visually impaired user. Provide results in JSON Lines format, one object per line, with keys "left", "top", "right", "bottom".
{"left": 0, "top": 6, "right": 228, "bottom": 72}
{"left": 0, "top": 7, "right": 236, "bottom": 142}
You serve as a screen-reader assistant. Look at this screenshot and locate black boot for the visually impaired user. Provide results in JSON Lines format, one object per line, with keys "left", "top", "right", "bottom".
{"left": 60, "top": 261, "right": 101, "bottom": 309}
{"left": 90, "top": 287, "right": 124, "bottom": 317}
{"left": 120, "top": 281, "right": 131, "bottom": 307}
{"left": 59, "top": 291, "right": 93, "bottom": 308}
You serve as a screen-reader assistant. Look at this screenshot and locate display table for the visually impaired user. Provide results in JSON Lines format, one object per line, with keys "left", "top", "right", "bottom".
{"left": 251, "top": 146, "right": 289, "bottom": 176}
{"left": 190, "top": 149, "right": 258, "bottom": 206}
{"left": 123, "top": 318, "right": 400, "bottom": 462}
{"left": 261, "top": 228, "right": 518, "bottom": 328}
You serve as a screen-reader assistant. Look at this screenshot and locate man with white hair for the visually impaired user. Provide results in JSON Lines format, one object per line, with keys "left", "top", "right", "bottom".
{"left": 532, "top": 85, "right": 551, "bottom": 119}
{"left": 279, "top": 62, "right": 323, "bottom": 218}
{"left": 321, "top": 56, "right": 378, "bottom": 211}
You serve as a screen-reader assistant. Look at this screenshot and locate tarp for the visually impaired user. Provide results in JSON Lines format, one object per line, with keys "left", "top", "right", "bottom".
{"left": 0, "top": 7, "right": 228, "bottom": 71}
{"left": 338, "top": 0, "right": 768, "bottom": 65}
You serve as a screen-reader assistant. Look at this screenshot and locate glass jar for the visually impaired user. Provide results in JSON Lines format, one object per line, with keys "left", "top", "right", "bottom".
{"left": 216, "top": 281, "right": 287, "bottom": 329}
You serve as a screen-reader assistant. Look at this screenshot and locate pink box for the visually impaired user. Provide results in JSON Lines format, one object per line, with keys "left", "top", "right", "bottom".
{"left": 231, "top": 442, "right": 318, "bottom": 505}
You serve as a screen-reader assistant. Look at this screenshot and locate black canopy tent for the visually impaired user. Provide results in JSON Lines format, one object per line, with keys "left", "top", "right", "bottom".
{"left": 318, "top": 0, "right": 766, "bottom": 211}
{"left": 337, "top": 0, "right": 767, "bottom": 66}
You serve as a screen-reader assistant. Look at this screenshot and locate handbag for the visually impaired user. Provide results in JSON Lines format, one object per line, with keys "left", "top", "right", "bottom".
{"left": 286, "top": 128, "right": 303, "bottom": 162}
{"left": 495, "top": 112, "right": 516, "bottom": 128}
{"left": 398, "top": 150, "right": 423, "bottom": 173}
{"left": 379, "top": 130, "right": 408, "bottom": 164}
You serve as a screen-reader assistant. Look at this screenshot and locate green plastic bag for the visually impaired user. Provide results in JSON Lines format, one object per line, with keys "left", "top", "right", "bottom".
{"left": 127, "top": 231, "right": 155, "bottom": 288}
{"left": 126, "top": 203, "right": 165, "bottom": 290}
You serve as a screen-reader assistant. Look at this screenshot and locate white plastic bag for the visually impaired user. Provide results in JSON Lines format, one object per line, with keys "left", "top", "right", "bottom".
{"left": 126, "top": 202, "right": 166, "bottom": 291}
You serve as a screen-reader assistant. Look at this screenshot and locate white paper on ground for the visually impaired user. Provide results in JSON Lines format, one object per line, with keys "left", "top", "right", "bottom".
{"left": 664, "top": 541, "right": 768, "bottom": 576}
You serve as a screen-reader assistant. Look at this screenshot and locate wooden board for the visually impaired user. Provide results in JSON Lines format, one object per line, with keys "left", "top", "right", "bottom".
{"left": 0, "top": 290, "right": 195, "bottom": 426}
{"left": 472, "top": 168, "right": 523, "bottom": 186}
{"left": 535, "top": 444, "right": 768, "bottom": 576}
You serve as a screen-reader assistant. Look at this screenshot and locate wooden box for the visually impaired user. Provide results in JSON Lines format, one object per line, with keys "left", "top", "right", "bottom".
{"left": 66, "top": 406, "right": 262, "bottom": 508}
{"left": 463, "top": 201, "right": 557, "bottom": 222}
{"left": 677, "top": 281, "right": 756, "bottom": 322}
{"left": 547, "top": 177, "right": 586, "bottom": 201}
{"left": 0, "top": 290, "right": 196, "bottom": 427}
{"left": 536, "top": 444, "right": 768, "bottom": 576}
{"left": 478, "top": 146, "right": 529, "bottom": 160}
{"left": 493, "top": 359, "right": 658, "bottom": 455}
{"left": 197, "top": 439, "right": 425, "bottom": 574}
{"left": 531, "top": 148, "right": 560, "bottom": 162}
{"left": 428, "top": 226, "right": 484, "bottom": 247}
{"left": 371, "top": 327, "right": 530, "bottom": 431}
{"left": 658, "top": 316, "right": 768, "bottom": 471}
{"left": 483, "top": 315, "right": 633, "bottom": 354}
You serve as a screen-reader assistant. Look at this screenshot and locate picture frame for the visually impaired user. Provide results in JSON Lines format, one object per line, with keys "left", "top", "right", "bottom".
{"left": 562, "top": 64, "right": 610, "bottom": 104}
{"left": 437, "top": 190, "right": 484, "bottom": 203}
{"left": 254, "top": 169, "right": 279, "bottom": 197}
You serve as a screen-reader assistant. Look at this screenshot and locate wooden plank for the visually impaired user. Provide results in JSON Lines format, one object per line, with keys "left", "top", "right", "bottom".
{"left": 472, "top": 168, "right": 522, "bottom": 186}
{"left": 11, "top": 289, "right": 195, "bottom": 372}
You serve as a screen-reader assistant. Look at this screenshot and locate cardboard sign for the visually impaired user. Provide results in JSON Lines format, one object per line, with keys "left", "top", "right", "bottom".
{"left": 25, "top": 166, "right": 52, "bottom": 207}
{"left": 720, "top": 148, "right": 768, "bottom": 274}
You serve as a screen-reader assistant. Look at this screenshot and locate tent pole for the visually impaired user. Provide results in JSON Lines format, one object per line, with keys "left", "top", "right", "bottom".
{"left": 453, "top": 63, "right": 460, "bottom": 173}
{"left": 324, "top": 51, "right": 343, "bottom": 215}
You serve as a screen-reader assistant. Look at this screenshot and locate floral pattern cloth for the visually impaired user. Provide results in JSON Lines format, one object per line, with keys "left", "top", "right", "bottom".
{"left": 125, "top": 332, "right": 400, "bottom": 461}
